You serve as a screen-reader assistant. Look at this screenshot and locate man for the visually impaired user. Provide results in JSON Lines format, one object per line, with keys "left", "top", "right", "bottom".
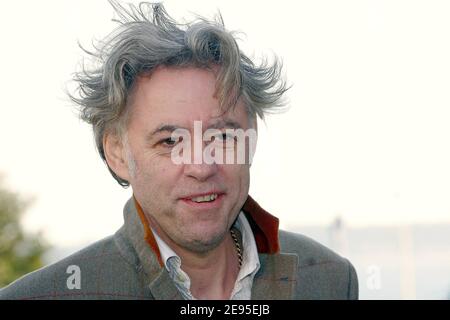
{"left": 0, "top": 1, "right": 358, "bottom": 300}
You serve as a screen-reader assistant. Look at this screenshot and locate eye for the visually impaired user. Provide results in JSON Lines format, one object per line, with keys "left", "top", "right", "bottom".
{"left": 215, "top": 132, "right": 235, "bottom": 142}
{"left": 159, "top": 136, "right": 181, "bottom": 147}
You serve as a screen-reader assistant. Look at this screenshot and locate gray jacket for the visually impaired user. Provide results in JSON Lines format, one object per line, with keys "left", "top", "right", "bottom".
{"left": 0, "top": 197, "right": 358, "bottom": 300}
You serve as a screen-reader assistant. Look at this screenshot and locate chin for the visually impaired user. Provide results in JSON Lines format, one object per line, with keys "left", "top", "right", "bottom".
{"left": 182, "top": 226, "right": 228, "bottom": 253}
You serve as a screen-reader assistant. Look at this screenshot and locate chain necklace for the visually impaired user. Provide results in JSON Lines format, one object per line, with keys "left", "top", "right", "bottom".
{"left": 230, "top": 228, "right": 243, "bottom": 268}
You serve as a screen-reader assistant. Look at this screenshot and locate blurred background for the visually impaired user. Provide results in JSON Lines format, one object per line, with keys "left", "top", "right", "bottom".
{"left": 0, "top": 0, "right": 449, "bottom": 299}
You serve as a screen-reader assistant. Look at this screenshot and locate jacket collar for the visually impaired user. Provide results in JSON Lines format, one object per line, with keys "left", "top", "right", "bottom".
{"left": 242, "top": 196, "right": 280, "bottom": 254}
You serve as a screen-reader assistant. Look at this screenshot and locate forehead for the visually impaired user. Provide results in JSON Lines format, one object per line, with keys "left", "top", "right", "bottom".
{"left": 127, "top": 66, "right": 248, "bottom": 129}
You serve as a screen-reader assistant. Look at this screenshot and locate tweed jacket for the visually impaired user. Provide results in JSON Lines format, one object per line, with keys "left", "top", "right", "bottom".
{"left": 0, "top": 196, "right": 358, "bottom": 300}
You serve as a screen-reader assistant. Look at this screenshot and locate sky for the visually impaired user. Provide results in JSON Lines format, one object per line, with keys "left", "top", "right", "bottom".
{"left": 0, "top": 0, "right": 449, "bottom": 247}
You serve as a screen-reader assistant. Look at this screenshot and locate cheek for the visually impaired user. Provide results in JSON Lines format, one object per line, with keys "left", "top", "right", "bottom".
{"left": 240, "top": 168, "right": 251, "bottom": 195}
{"left": 133, "top": 156, "right": 178, "bottom": 191}
{"left": 222, "top": 164, "right": 250, "bottom": 191}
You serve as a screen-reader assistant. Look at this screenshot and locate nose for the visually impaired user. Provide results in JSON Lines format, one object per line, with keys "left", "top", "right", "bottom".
{"left": 183, "top": 162, "right": 218, "bottom": 182}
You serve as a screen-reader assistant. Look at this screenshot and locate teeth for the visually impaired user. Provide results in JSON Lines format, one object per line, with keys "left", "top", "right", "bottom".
{"left": 191, "top": 193, "right": 218, "bottom": 203}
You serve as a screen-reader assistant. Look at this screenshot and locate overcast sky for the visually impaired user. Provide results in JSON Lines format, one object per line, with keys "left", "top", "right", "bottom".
{"left": 0, "top": 0, "right": 449, "bottom": 247}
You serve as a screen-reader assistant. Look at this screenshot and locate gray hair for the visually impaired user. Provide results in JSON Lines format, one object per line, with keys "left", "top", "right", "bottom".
{"left": 69, "top": 0, "right": 289, "bottom": 187}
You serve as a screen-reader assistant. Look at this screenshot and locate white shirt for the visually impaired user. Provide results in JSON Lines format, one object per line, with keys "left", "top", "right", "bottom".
{"left": 151, "top": 211, "right": 261, "bottom": 300}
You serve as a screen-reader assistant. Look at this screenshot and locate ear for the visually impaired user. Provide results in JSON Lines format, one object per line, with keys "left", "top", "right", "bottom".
{"left": 103, "top": 132, "right": 131, "bottom": 182}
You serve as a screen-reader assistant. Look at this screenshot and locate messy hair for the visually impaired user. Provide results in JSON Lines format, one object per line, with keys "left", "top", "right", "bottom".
{"left": 69, "top": 0, "right": 289, "bottom": 187}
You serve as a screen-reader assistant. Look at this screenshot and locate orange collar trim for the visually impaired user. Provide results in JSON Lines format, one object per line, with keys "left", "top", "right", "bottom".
{"left": 133, "top": 197, "right": 164, "bottom": 267}
{"left": 242, "top": 196, "right": 280, "bottom": 254}
{"left": 133, "top": 195, "right": 280, "bottom": 268}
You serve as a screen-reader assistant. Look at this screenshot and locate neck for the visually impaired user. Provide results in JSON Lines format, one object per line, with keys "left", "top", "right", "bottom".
{"left": 154, "top": 225, "right": 240, "bottom": 299}
{"left": 181, "top": 233, "right": 240, "bottom": 299}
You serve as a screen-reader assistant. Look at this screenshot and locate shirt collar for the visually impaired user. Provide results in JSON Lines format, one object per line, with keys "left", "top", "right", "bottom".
{"left": 151, "top": 212, "right": 261, "bottom": 300}
{"left": 151, "top": 226, "right": 178, "bottom": 272}
{"left": 151, "top": 212, "right": 261, "bottom": 275}
{"left": 234, "top": 212, "right": 261, "bottom": 282}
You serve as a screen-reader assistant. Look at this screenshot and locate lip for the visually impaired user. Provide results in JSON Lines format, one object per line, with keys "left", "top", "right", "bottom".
{"left": 179, "top": 192, "right": 225, "bottom": 210}
{"left": 180, "top": 191, "right": 224, "bottom": 199}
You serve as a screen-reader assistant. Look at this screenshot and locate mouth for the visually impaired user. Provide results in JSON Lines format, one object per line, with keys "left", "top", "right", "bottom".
{"left": 189, "top": 193, "right": 219, "bottom": 203}
{"left": 180, "top": 192, "right": 224, "bottom": 208}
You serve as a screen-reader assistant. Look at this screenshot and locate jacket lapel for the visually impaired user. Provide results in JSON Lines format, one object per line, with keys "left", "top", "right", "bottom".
{"left": 242, "top": 197, "right": 298, "bottom": 299}
{"left": 148, "top": 268, "right": 183, "bottom": 300}
{"left": 251, "top": 253, "right": 298, "bottom": 300}
{"left": 122, "top": 198, "right": 183, "bottom": 300}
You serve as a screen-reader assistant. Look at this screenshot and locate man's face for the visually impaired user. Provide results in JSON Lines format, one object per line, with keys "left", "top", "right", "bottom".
{"left": 122, "top": 66, "right": 254, "bottom": 253}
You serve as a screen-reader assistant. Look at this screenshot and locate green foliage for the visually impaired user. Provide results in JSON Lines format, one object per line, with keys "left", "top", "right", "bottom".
{"left": 0, "top": 178, "right": 49, "bottom": 288}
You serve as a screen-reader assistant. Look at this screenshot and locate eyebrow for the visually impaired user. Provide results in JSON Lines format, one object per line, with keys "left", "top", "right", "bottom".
{"left": 207, "top": 119, "right": 243, "bottom": 130}
{"left": 146, "top": 124, "right": 188, "bottom": 141}
{"left": 146, "top": 119, "right": 243, "bottom": 140}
